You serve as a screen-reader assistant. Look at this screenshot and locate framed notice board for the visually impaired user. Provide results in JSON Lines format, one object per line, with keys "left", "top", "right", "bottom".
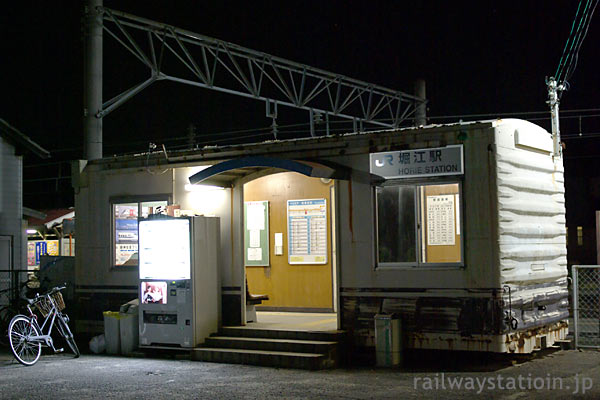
{"left": 287, "top": 199, "right": 327, "bottom": 265}
{"left": 244, "top": 201, "right": 269, "bottom": 266}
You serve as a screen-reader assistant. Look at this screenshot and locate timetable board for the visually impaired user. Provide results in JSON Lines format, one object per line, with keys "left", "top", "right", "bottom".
{"left": 287, "top": 199, "right": 327, "bottom": 265}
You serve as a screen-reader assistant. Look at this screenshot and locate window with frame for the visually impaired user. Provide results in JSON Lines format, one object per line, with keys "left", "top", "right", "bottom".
{"left": 376, "top": 182, "right": 462, "bottom": 267}
{"left": 113, "top": 200, "right": 168, "bottom": 267}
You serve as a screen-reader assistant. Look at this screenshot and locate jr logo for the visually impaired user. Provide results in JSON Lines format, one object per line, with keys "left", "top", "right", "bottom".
{"left": 374, "top": 155, "right": 393, "bottom": 167}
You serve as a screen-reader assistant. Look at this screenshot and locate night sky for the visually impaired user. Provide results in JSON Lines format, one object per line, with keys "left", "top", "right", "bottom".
{"left": 2, "top": 1, "right": 599, "bottom": 230}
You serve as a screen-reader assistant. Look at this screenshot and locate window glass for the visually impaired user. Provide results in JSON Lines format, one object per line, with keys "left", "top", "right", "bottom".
{"left": 114, "top": 203, "right": 139, "bottom": 266}
{"left": 376, "top": 182, "right": 462, "bottom": 267}
{"left": 114, "top": 199, "right": 169, "bottom": 267}
{"left": 376, "top": 186, "right": 416, "bottom": 263}
{"left": 141, "top": 201, "right": 168, "bottom": 218}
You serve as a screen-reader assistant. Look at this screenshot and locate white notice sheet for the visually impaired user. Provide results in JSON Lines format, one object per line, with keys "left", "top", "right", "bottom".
{"left": 247, "top": 247, "right": 262, "bottom": 261}
{"left": 247, "top": 203, "right": 265, "bottom": 231}
{"left": 249, "top": 229, "right": 261, "bottom": 248}
{"left": 426, "top": 195, "right": 455, "bottom": 246}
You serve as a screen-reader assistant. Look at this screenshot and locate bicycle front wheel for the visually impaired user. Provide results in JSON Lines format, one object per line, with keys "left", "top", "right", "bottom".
{"left": 56, "top": 313, "right": 80, "bottom": 358}
{"left": 8, "top": 315, "right": 42, "bottom": 366}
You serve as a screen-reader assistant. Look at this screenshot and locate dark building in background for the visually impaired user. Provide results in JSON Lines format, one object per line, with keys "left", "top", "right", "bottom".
{"left": 564, "top": 136, "right": 600, "bottom": 267}
{"left": 0, "top": 119, "right": 49, "bottom": 281}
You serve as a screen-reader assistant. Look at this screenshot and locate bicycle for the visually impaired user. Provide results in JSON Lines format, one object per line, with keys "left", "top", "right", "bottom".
{"left": 8, "top": 284, "right": 80, "bottom": 366}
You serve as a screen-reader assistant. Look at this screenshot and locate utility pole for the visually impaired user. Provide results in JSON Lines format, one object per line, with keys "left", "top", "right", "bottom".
{"left": 187, "top": 123, "right": 196, "bottom": 149}
{"left": 414, "top": 79, "right": 427, "bottom": 127}
{"left": 83, "top": 0, "right": 103, "bottom": 160}
{"left": 266, "top": 100, "right": 278, "bottom": 140}
{"left": 546, "top": 77, "right": 565, "bottom": 158}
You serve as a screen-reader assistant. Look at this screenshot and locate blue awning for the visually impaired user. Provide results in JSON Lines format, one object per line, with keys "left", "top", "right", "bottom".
{"left": 188, "top": 156, "right": 351, "bottom": 187}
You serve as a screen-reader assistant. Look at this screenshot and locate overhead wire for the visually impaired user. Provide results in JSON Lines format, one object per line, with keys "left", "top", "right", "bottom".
{"left": 555, "top": 0, "right": 598, "bottom": 85}
{"left": 554, "top": 0, "right": 584, "bottom": 80}
{"left": 561, "top": 0, "right": 592, "bottom": 81}
{"left": 562, "top": 131, "right": 600, "bottom": 138}
{"left": 558, "top": 0, "right": 592, "bottom": 81}
{"left": 556, "top": 0, "right": 590, "bottom": 82}
{"left": 563, "top": 0, "right": 599, "bottom": 82}
{"left": 41, "top": 108, "right": 600, "bottom": 157}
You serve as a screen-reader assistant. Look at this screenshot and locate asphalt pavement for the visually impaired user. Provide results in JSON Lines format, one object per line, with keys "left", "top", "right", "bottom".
{"left": 1, "top": 346, "right": 600, "bottom": 399}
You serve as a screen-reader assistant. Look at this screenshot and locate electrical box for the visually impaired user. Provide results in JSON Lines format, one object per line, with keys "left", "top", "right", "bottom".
{"left": 375, "top": 314, "right": 402, "bottom": 367}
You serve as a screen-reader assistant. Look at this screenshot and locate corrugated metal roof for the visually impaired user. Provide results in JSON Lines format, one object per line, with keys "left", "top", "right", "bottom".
{"left": 92, "top": 119, "right": 499, "bottom": 169}
{"left": 27, "top": 208, "right": 75, "bottom": 228}
{"left": 0, "top": 119, "right": 50, "bottom": 159}
{"left": 22, "top": 207, "right": 47, "bottom": 220}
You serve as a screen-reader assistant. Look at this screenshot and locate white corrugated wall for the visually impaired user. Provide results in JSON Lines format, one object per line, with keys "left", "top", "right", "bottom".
{"left": 495, "top": 120, "right": 568, "bottom": 330}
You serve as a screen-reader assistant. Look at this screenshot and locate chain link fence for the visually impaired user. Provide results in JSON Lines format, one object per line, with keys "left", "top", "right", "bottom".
{"left": 573, "top": 265, "right": 600, "bottom": 348}
{"left": 0, "top": 270, "right": 31, "bottom": 307}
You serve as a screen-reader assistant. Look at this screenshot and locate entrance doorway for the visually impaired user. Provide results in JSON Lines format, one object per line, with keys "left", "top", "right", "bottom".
{"left": 243, "top": 172, "right": 338, "bottom": 330}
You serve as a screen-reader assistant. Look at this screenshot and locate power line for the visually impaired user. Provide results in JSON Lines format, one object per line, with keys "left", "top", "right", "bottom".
{"left": 556, "top": 0, "right": 590, "bottom": 81}
{"left": 563, "top": 0, "right": 599, "bottom": 82}
{"left": 562, "top": 131, "right": 600, "bottom": 139}
{"left": 427, "top": 108, "right": 600, "bottom": 121}
{"left": 555, "top": 0, "right": 584, "bottom": 79}
{"left": 555, "top": 0, "right": 599, "bottom": 83}
{"left": 39, "top": 108, "right": 600, "bottom": 156}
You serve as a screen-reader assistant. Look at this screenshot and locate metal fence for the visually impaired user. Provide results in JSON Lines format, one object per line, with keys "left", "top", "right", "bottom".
{"left": 0, "top": 270, "right": 31, "bottom": 307}
{"left": 573, "top": 265, "right": 600, "bottom": 348}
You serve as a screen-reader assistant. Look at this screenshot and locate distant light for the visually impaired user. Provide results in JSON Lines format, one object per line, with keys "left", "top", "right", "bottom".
{"left": 185, "top": 184, "right": 224, "bottom": 192}
{"left": 26, "top": 229, "right": 37, "bottom": 234}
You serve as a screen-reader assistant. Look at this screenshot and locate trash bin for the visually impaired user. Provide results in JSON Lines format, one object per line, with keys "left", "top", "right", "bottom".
{"left": 103, "top": 311, "right": 122, "bottom": 355}
{"left": 374, "top": 313, "right": 402, "bottom": 367}
{"left": 119, "top": 299, "right": 139, "bottom": 355}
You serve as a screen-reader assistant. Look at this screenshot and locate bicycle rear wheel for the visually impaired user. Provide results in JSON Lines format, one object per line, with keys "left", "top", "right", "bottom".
{"left": 8, "top": 315, "right": 42, "bottom": 366}
{"left": 56, "top": 313, "right": 80, "bottom": 357}
{"left": 0, "top": 306, "right": 17, "bottom": 345}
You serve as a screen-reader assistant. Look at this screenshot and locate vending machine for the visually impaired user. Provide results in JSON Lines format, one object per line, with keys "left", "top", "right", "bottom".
{"left": 138, "top": 215, "right": 220, "bottom": 348}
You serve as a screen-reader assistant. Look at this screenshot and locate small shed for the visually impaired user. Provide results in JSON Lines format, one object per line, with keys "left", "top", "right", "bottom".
{"left": 0, "top": 119, "right": 50, "bottom": 303}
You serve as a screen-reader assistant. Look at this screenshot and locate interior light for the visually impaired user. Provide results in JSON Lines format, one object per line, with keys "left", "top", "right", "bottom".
{"left": 26, "top": 229, "right": 37, "bottom": 234}
{"left": 185, "top": 183, "right": 224, "bottom": 192}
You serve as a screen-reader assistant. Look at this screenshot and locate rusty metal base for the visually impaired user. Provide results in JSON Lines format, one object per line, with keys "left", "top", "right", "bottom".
{"left": 407, "top": 321, "right": 569, "bottom": 353}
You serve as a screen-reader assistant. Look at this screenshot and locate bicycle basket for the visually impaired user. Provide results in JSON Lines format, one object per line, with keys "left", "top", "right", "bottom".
{"left": 34, "top": 292, "right": 66, "bottom": 317}
{"left": 52, "top": 291, "right": 66, "bottom": 311}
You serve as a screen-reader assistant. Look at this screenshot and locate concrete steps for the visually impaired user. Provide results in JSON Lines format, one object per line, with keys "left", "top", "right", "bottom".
{"left": 205, "top": 336, "right": 338, "bottom": 353}
{"left": 192, "top": 327, "right": 345, "bottom": 370}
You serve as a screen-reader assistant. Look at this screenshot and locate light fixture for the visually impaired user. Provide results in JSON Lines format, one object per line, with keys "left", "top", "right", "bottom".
{"left": 184, "top": 184, "right": 224, "bottom": 192}
{"left": 26, "top": 229, "right": 37, "bottom": 234}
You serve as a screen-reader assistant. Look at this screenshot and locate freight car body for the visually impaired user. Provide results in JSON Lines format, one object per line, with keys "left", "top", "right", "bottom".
{"left": 345, "top": 118, "right": 568, "bottom": 354}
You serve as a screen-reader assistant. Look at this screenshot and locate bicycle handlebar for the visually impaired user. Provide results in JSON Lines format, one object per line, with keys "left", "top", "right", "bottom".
{"left": 48, "top": 285, "right": 67, "bottom": 294}
{"left": 21, "top": 283, "right": 68, "bottom": 305}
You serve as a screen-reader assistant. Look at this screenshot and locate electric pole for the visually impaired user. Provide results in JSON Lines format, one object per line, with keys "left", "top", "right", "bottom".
{"left": 546, "top": 77, "right": 565, "bottom": 158}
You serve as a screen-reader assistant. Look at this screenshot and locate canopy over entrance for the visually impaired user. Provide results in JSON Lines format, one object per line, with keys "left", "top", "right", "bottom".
{"left": 188, "top": 156, "right": 353, "bottom": 187}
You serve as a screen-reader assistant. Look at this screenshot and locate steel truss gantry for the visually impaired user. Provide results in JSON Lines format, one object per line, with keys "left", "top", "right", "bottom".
{"left": 99, "top": 7, "right": 425, "bottom": 136}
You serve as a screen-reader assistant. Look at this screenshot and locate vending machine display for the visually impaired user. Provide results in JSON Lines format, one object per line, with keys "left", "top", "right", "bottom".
{"left": 141, "top": 281, "right": 167, "bottom": 304}
{"left": 138, "top": 216, "right": 220, "bottom": 348}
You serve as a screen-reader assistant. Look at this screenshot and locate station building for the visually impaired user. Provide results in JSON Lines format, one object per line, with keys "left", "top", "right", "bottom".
{"left": 74, "top": 119, "right": 568, "bottom": 356}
